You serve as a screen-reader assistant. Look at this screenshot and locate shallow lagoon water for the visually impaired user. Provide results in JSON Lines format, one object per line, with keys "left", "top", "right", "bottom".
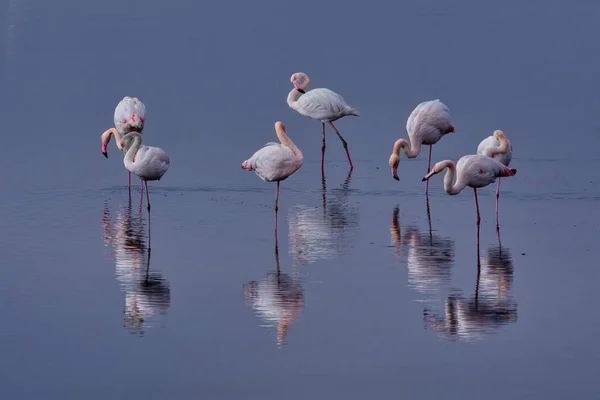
{"left": 1, "top": 0, "right": 600, "bottom": 398}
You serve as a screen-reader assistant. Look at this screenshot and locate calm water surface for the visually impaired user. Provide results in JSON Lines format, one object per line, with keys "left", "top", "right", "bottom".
{"left": 1, "top": 0, "right": 600, "bottom": 398}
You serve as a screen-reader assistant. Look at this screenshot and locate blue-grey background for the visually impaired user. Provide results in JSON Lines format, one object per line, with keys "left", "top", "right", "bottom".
{"left": 1, "top": 0, "right": 599, "bottom": 398}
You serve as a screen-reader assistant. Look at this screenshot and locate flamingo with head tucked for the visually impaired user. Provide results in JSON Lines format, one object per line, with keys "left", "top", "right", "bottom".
{"left": 389, "top": 99, "right": 454, "bottom": 192}
{"left": 477, "top": 130, "right": 513, "bottom": 228}
{"left": 287, "top": 72, "right": 358, "bottom": 173}
{"left": 422, "top": 154, "right": 516, "bottom": 243}
{"left": 242, "top": 121, "right": 303, "bottom": 236}
{"left": 100, "top": 96, "right": 147, "bottom": 189}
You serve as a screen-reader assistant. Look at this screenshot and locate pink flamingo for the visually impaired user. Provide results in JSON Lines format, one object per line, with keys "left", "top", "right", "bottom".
{"left": 100, "top": 96, "right": 147, "bottom": 190}
{"left": 389, "top": 99, "right": 454, "bottom": 193}
{"left": 477, "top": 130, "right": 512, "bottom": 228}
{"left": 422, "top": 154, "right": 517, "bottom": 243}
{"left": 242, "top": 122, "right": 303, "bottom": 236}
{"left": 287, "top": 72, "right": 358, "bottom": 173}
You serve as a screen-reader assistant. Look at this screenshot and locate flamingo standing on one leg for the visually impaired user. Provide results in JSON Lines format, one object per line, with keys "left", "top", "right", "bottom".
{"left": 389, "top": 99, "right": 455, "bottom": 193}
{"left": 100, "top": 96, "right": 147, "bottom": 190}
{"left": 287, "top": 72, "right": 358, "bottom": 174}
{"left": 242, "top": 121, "right": 303, "bottom": 237}
{"left": 477, "top": 130, "right": 512, "bottom": 229}
{"left": 422, "top": 154, "right": 517, "bottom": 245}
{"left": 119, "top": 132, "right": 170, "bottom": 211}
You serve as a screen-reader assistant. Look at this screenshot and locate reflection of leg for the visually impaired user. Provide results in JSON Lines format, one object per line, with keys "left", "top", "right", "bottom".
{"left": 496, "top": 178, "right": 501, "bottom": 229}
{"left": 128, "top": 171, "right": 131, "bottom": 190}
{"left": 141, "top": 179, "right": 144, "bottom": 192}
{"left": 321, "top": 122, "right": 326, "bottom": 176}
{"left": 426, "top": 145, "right": 432, "bottom": 194}
{"left": 329, "top": 121, "right": 354, "bottom": 170}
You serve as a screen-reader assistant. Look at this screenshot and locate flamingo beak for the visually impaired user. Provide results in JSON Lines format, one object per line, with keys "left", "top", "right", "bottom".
{"left": 422, "top": 170, "right": 437, "bottom": 181}
{"left": 293, "top": 81, "right": 305, "bottom": 94}
{"left": 391, "top": 167, "right": 399, "bottom": 181}
{"left": 101, "top": 143, "right": 108, "bottom": 158}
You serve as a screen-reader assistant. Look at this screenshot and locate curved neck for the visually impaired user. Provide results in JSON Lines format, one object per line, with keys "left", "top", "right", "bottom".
{"left": 393, "top": 138, "right": 421, "bottom": 158}
{"left": 276, "top": 126, "right": 303, "bottom": 161}
{"left": 101, "top": 128, "right": 123, "bottom": 149}
{"left": 490, "top": 134, "right": 509, "bottom": 157}
{"left": 297, "top": 74, "right": 310, "bottom": 89}
{"left": 440, "top": 161, "right": 467, "bottom": 195}
{"left": 124, "top": 134, "right": 142, "bottom": 163}
{"left": 287, "top": 88, "right": 302, "bottom": 108}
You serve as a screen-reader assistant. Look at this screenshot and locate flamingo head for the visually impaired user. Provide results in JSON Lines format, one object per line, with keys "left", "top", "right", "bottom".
{"left": 101, "top": 142, "right": 108, "bottom": 158}
{"left": 241, "top": 160, "right": 252, "bottom": 171}
{"left": 290, "top": 72, "right": 308, "bottom": 94}
{"left": 422, "top": 162, "right": 445, "bottom": 181}
{"left": 389, "top": 154, "right": 400, "bottom": 180}
{"left": 445, "top": 124, "right": 455, "bottom": 134}
{"left": 493, "top": 130, "right": 505, "bottom": 140}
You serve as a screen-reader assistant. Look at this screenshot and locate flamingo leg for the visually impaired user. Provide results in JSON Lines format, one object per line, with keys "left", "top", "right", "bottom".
{"left": 128, "top": 171, "right": 131, "bottom": 190}
{"left": 328, "top": 121, "right": 354, "bottom": 170}
{"left": 141, "top": 179, "right": 144, "bottom": 192}
{"left": 321, "top": 122, "right": 326, "bottom": 176}
{"left": 474, "top": 188, "right": 481, "bottom": 247}
{"left": 495, "top": 178, "right": 501, "bottom": 229}
{"left": 274, "top": 181, "right": 280, "bottom": 237}
{"left": 145, "top": 181, "right": 151, "bottom": 211}
{"left": 426, "top": 145, "right": 432, "bottom": 194}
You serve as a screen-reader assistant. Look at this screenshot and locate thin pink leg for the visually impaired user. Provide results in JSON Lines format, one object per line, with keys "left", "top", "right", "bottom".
{"left": 329, "top": 121, "right": 354, "bottom": 170}
{"left": 274, "top": 181, "right": 280, "bottom": 238}
{"left": 474, "top": 188, "right": 481, "bottom": 246}
{"left": 128, "top": 172, "right": 131, "bottom": 190}
{"left": 495, "top": 178, "right": 501, "bottom": 229}
{"left": 145, "top": 181, "right": 151, "bottom": 211}
{"left": 321, "top": 122, "right": 326, "bottom": 177}
{"left": 141, "top": 179, "right": 144, "bottom": 192}
{"left": 426, "top": 145, "right": 432, "bottom": 194}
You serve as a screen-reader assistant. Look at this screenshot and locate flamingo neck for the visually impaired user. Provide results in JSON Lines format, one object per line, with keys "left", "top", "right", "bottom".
{"left": 101, "top": 128, "right": 124, "bottom": 150}
{"left": 286, "top": 89, "right": 303, "bottom": 108}
{"left": 441, "top": 161, "right": 467, "bottom": 195}
{"left": 124, "top": 134, "right": 142, "bottom": 164}
{"left": 490, "top": 134, "right": 510, "bottom": 158}
{"left": 276, "top": 125, "right": 303, "bottom": 162}
{"left": 393, "top": 138, "right": 421, "bottom": 158}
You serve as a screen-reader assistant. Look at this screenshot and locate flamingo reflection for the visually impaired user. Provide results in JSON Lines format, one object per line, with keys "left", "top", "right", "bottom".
{"left": 288, "top": 170, "right": 359, "bottom": 266}
{"left": 423, "top": 241, "right": 517, "bottom": 341}
{"left": 243, "top": 244, "right": 304, "bottom": 347}
{"left": 390, "top": 196, "right": 455, "bottom": 298}
{"left": 102, "top": 197, "right": 171, "bottom": 336}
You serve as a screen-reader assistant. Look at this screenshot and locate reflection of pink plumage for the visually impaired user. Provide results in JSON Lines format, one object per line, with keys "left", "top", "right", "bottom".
{"left": 477, "top": 130, "right": 513, "bottom": 227}
{"left": 100, "top": 97, "right": 147, "bottom": 189}
{"left": 242, "top": 122, "right": 303, "bottom": 236}
{"left": 422, "top": 154, "right": 517, "bottom": 242}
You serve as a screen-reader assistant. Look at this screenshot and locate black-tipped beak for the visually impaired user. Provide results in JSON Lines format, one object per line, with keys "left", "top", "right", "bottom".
{"left": 393, "top": 176, "right": 399, "bottom": 181}
{"left": 421, "top": 177, "right": 426, "bottom": 182}
{"left": 102, "top": 151, "right": 108, "bottom": 158}
{"left": 297, "top": 88, "right": 305, "bottom": 94}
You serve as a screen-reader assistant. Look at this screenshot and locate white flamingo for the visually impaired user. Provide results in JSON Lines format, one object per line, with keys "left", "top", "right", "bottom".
{"left": 287, "top": 72, "right": 359, "bottom": 172}
{"left": 389, "top": 99, "right": 454, "bottom": 192}
{"left": 120, "top": 132, "right": 170, "bottom": 211}
{"left": 100, "top": 96, "right": 147, "bottom": 189}
{"left": 422, "top": 154, "right": 517, "bottom": 238}
{"left": 477, "top": 130, "right": 512, "bottom": 227}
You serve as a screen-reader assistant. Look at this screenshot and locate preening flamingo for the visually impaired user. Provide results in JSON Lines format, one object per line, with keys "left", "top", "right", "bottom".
{"left": 287, "top": 72, "right": 359, "bottom": 172}
{"left": 100, "top": 96, "right": 147, "bottom": 189}
{"left": 389, "top": 99, "right": 454, "bottom": 192}
{"left": 242, "top": 121, "right": 303, "bottom": 236}
{"left": 120, "top": 132, "right": 170, "bottom": 211}
{"left": 477, "top": 130, "right": 512, "bottom": 228}
{"left": 422, "top": 154, "right": 516, "bottom": 241}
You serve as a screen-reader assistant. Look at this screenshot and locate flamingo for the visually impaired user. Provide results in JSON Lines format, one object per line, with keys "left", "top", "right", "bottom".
{"left": 389, "top": 99, "right": 455, "bottom": 193}
{"left": 120, "top": 132, "right": 170, "bottom": 211}
{"left": 422, "top": 154, "right": 517, "bottom": 242}
{"left": 242, "top": 121, "right": 303, "bottom": 236}
{"left": 100, "top": 96, "right": 147, "bottom": 189}
{"left": 287, "top": 72, "right": 359, "bottom": 173}
{"left": 477, "top": 130, "right": 512, "bottom": 228}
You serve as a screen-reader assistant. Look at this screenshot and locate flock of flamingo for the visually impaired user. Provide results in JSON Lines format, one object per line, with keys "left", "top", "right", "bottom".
{"left": 100, "top": 72, "right": 516, "bottom": 242}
